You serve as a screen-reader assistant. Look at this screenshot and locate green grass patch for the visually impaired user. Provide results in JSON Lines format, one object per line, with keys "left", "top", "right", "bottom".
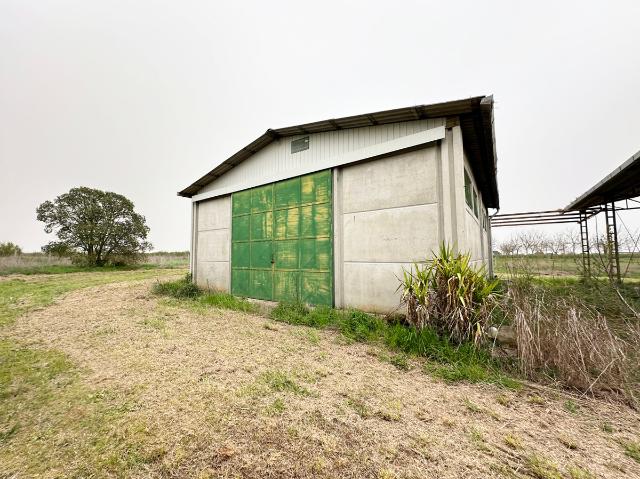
{"left": 265, "top": 398, "right": 286, "bottom": 415}
{"left": 622, "top": 440, "right": 640, "bottom": 463}
{"left": 270, "top": 302, "right": 521, "bottom": 389}
{"left": 563, "top": 399, "right": 579, "bottom": 414}
{"left": 388, "top": 353, "right": 411, "bottom": 371}
{"left": 567, "top": 465, "right": 594, "bottom": 479}
{"left": 494, "top": 253, "right": 640, "bottom": 280}
{"left": 0, "top": 269, "right": 188, "bottom": 475}
{"left": 0, "top": 263, "right": 184, "bottom": 276}
{"left": 0, "top": 268, "right": 185, "bottom": 327}
{"left": 199, "top": 291, "right": 256, "bottom": 312}
{"left": 260, "top": 370, "right": 309, "bottom": 396}
{"left": 526, "top": 454, "right": 563, "bottom": 479}
{"left": 346, "top": 397, "right": 372, "bottom": 418}
{"left": 0, "top": 340, "right": 161, "bottom": 476}
{"left": 152, "top": 276, "right": 257, "bottom": 313}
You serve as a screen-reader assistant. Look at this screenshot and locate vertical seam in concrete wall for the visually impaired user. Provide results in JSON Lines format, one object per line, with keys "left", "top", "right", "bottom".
{"left": 332, "top": 167, "right": 344, "bottom": 308}
{"left": 228, "top": 194, "right": 233, "bottom": 292}
{"left": 189, "top": 203, "right": 194, "bottom": 275}
{"left": 192, "top": 202, "right": 199, "bottom": 281}
{"left": 435, "top": 140, "right": 444, "bottom": 247}
{"left": 446, "top": 128, "right": 458, "bottom": 249}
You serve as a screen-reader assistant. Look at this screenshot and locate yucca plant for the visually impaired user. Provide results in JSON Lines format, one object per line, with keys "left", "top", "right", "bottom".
{"left": 399, "top": 244, "right": 500, "bottom": 345}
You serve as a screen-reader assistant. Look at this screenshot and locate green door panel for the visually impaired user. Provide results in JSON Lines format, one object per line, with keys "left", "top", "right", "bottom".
{"left": 300, "top": 203, "right": 331, "bottom": 237}
{"left": 251, "top": 185, "right": 273, "bottom": 213}
{"left": 232, "top": 269, "right": 251, "bottom": 297}
{"left": 232, "top": 215, "right": 250, "bottom": 241}
{"left": 274, "top": 177, "right": 301, "bottom": 208}
{"left": 300, "top": 238, "right": 331, "bottom": 270}
{"left": 301, "top": 170, "right": 331, "bottom": 204}
{"left": 251, "top": 241, "right": 273, "bottom": 269}
{"left": 300, "top": 272, "right": 332, "bottom": 305}
{"left": 251, "top": 270, "right": 273, "bottom": 300}
{"left": 274, "top": 271, "right": 299, "bottom": 302}
{"left": 231, "top": 170, "right": 333, "bottom": 306}
{"left": 274, "top": 240, "right": 299, "bottom": 269}
{"left": 232, "top": 190, "right": 252, "bottom": 216}
{"left": 250, "top": 211, "right": 273, "bottom": 240}
{"left": 274, "top": 207, "right": 300, "bottom": 239}
{"left": 232, "top": 242, "right": 250, "bottom": 268}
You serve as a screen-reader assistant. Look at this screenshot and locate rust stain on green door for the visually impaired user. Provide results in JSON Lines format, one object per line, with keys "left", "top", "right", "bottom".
{"left": 231, "top": 170, "right": 332, "bottom": 305}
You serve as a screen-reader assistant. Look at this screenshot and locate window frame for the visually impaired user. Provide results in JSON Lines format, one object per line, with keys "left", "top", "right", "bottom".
{"left": 464, "top": 169, "right": 473, "bottom": 209}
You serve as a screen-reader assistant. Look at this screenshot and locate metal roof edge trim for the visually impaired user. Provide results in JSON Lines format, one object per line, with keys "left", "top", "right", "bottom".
{"left": 177, "top": 95, "right": 495, "bottom": 198}
{"left": 565, "top": 148, "right": 640, "bottom": 211}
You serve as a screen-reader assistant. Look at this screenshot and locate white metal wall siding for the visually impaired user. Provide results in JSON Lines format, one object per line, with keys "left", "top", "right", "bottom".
{"left": 198, "top": 118, "right": 445, "bottom": 195}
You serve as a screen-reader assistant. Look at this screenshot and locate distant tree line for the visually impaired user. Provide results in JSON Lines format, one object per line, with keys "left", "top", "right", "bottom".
{"left": 0, "top": 242, "right": 22, "bottom": 257}
{"left": 496, "top": 229, "right": 639, "bottom": 256}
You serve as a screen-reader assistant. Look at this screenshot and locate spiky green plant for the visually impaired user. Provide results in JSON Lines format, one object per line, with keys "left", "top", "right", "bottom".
{"left": 399, "top": 244, "right": 500, "bottom": 345}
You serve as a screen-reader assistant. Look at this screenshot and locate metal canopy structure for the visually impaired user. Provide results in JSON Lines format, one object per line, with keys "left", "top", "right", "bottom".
{"left": 492, "top": 148, "right": 640, "bottom": 282}
{"left": 178, "top": 96, "right": 499, "bottom": 208}
{"left": 566, "top": 149, "right": 640, "bottom": 210}
{"left": 490, "top": 209, "right": 596, "bottom": 228}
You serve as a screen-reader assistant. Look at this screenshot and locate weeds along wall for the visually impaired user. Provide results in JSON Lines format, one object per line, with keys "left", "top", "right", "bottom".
{"left": 190, "top": 122, "right": 492, "bottom": 314}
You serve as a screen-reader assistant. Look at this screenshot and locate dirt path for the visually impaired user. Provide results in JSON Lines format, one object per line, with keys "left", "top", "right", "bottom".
{"left": 6, "top": 280, "right": 640, "bottom": 478}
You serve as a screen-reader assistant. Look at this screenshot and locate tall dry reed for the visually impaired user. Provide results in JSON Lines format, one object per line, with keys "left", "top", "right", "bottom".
{"left": 509, "top": 283, "right": 639, "bottom": 403}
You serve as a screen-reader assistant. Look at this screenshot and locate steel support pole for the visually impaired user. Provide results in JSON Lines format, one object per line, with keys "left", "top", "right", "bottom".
{"left": 611, "top": 202, "right": 622, "bottom": 283}
{"left": 604, "top": 203, "right": 622, "bottom": 283}
{"left": 579, "top": 210, "right": 591, "bottom": 279}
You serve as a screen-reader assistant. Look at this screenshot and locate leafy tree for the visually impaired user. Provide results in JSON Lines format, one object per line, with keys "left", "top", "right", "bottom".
{"left": 0, "top": 241, "right": 22, "bottom": 257}
{"left": 36, "top": 187, "right": 152, "bottom": 266}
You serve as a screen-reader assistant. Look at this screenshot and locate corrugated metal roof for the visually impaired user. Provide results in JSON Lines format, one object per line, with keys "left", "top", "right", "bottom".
{"left": 178, "top": 95, "right": 499, "bottom": 208}
{"left": 565, "top": 149, "right": 640, "bottom": 210}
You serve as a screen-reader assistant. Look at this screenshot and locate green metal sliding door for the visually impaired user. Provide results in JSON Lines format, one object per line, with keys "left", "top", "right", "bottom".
{"left": 231, "top": 170, "right": 333, "bottom": 306}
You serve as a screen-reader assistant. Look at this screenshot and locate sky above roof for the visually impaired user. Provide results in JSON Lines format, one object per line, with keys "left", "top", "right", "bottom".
{"left": 1, "top": 0, "right": 639, "bottom": 251}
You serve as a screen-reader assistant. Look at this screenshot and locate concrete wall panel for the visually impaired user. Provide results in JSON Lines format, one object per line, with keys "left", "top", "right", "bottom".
{"left": 343, "top": 262, "right": 412, "bottom": 313}
{"left": 197, "top": 229, "right": 230, "bottom": 263}
{"left": 198, "top": 196, "right": 231, "bottom": 231}
{"left": 195, "top": 261, "right": 230, "bottom": 291}
{"left": 341, "top": 148, "right": 437, "bottom": 213}
{"left": 194, "top": 195, "right": 231, "bottom": 291}
{"left": 337, "top": 145, "right": 445, "bottom": 312}
{"left": 343, "top": 204, "right": 439, "bottom": 263}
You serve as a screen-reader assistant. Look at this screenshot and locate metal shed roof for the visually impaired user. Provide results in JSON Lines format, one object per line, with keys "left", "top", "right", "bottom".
{"left": 178, "top": 95, "right": 499, "bottom": 208}
{"left": 565, "top": 149, "right": 640, "bottom": 210}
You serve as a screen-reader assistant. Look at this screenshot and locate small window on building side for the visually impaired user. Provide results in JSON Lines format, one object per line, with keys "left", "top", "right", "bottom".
{"left": 472, "top": 189, "right": 479, "bottom": 218}
{"left": 464, "top": 170, "right": 473, "bottom": 208}
{"left": 291, "top": 136, "right": 309, "bottom": 154}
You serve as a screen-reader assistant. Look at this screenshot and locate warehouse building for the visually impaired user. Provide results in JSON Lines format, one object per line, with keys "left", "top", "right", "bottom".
{"left": 178, "top": 96, "right": 499, "bottom": 313}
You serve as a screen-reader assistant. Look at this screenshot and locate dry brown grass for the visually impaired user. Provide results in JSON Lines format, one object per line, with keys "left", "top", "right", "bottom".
{"left": 509, "top": 284, "right": 640, "bottom": 403}
{"left": 3, "top": 278, "right": 640, "bottom": 477}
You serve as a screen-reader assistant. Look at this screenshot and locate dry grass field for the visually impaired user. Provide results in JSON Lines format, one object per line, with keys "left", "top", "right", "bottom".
{"left": 494, "top": 253, "right": 640, "bottom": 280}
{"left": 1, "top": 270, "right": 640, "bottom": 478}
{"left": 0, "top": 252, "right": 189, "bottom": 276}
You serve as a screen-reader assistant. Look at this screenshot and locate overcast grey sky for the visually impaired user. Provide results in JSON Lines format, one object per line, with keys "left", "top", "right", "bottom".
{"left": 1, "top": 0, "right": 639, "bottom": 252}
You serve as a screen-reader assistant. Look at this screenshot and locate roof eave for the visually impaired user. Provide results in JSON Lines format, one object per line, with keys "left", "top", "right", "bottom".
{"left": 177, "top": 96, "right": 499, "bottom": 203}
{"left": 565, "top": 149, "right": 640, "bottom": 210}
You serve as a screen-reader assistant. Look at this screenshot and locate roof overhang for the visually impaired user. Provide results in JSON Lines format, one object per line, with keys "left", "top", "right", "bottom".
{"left": 565, "top": 149, "right": 640, "bottom": 210}
{"left": 178, "top": 95, "right": 499, "bottom": 208}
